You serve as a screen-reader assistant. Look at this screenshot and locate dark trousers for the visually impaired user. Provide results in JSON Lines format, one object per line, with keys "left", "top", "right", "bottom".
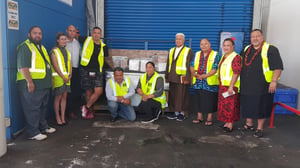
{"left": 19, "top": 89, "right": 50, "bottom": 137}
{"left": 137, "top": 99, "right": 161, "bottom": 117}
{"left": 66, "top": 68, "right": 82, "bottom": 116}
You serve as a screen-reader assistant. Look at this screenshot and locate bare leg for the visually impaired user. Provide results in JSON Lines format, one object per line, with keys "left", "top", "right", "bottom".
{"left": 86, "top": 87, "right": 103, "bottom": 108}
{"left": 257, "top": 118, "right": 266, "bottom": 130}
{"left": 192, "top": 112, "right": 203, "bottom": 123}
{"left": 245, "top": 118, "right": 253, "bottom": 126}
{"left": 205, "top": 113, "right": 213, "bottom": 125}
{"left": 54, "top": 95, "right": 63, "bottom": 125}
{"left": 85, "top": 89, "right": 93, "bottom": 104}
{"left": 60, "top": 92, "right": 68, "bottom": 124}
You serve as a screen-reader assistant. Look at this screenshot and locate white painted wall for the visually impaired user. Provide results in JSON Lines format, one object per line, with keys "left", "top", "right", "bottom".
{"left": 264, "top": 0, "right": 300, "bottom": 109}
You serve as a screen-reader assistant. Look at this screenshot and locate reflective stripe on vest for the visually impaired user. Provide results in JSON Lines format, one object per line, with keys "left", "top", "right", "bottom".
{"left": 16, "top": 39, "right": 50, "bottom": 81}
{"left": 109, "top": 76, "right": 131, "bottom": 97}
{"left": 168, "top": 46, "right": 190, "bottom": 75}
{"left": 80, "top": 36, "right": 106, "bottom": 72}
{"left": 140, "top": 72, "right": 166, "bottom": 108}
{"left": 244, "top": 42, "right": 273, "bottom": 83}
{"left": 219, "top": 51, "right": 240, "bottom": 89}
{"left": 52, "top": 48, "right": 71, "bottom": 88}
{"left": 192, "top": 50, "right": 219, "bottom": 85}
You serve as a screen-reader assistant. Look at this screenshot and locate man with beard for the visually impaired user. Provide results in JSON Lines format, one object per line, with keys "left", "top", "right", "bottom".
{"left": 16, "top": 26, "right": 56, "bottom": 140}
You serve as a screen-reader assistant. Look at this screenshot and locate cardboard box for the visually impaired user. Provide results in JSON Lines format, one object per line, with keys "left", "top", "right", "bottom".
{"left": 129, "top": 59, "right": 140, "bottom": 71}
{"left": 112, "top": 56, "right": 128, "bottom": 70}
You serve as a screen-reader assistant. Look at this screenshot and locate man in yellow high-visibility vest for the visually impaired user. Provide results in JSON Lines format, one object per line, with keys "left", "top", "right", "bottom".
{"left": 105, "top": 67, "right": 136, "bottom": 122}
{"left": 240, "top": 29, "right": 283, "bottom": 138}
{"left": 165, "top": 33, "right": 193, "bottom": 121}
{"left": 16, "top": 26, "right": 56, "bottom": 141}
{"left": 78, "top": 27, "right": 109, "bottom": 119}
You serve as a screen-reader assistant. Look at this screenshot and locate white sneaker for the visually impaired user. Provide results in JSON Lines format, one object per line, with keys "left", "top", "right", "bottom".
{"left": 29, "top": 133, "right": 47, "bottom": 141}
{"left": 45, "top": 127, "right": 56, "bottom": 134}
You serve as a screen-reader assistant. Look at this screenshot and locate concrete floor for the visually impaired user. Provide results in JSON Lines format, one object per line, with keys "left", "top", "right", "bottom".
{"left": 0, "top": 111, "right": 299, "bottom": 168}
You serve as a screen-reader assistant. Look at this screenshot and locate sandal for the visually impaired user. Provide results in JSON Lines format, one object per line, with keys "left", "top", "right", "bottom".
{"left": 192, "top": 119, "right": 203, "bottom": 124}
{"left": 205, "top": 121, "right": 213, "bottom": 126}
{"left": 244, "top": 124, "right": 255, "bottom": 131}
{"left": 253, "top": 129, "right": 263, "bottom": 138}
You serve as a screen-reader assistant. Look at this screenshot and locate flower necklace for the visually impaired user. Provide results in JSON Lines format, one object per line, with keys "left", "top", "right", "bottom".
{"left": 198, "top": 49, "right": 211, "bottom": 74}
{"left": 244, "top": 42, "right": 264, "bottom": 66}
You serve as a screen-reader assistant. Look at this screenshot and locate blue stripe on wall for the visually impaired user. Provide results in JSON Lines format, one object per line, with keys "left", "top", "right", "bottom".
{"left": 104, "top": 0, "right": 253, "bottom": 51}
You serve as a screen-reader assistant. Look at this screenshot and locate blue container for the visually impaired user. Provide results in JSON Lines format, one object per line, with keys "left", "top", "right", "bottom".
{"left": 274, "top": 84, "right": 298, "bottom": 114}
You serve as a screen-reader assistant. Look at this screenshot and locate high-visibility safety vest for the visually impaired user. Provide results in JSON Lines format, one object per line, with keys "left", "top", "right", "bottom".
{"left": 109, "top": 76, "right": 131, "bottom": 97}
{"left": 168, "top": 46, "right": 190, "bottom": 76}
{"left": 16, "top": 39, "right": 51, "bottom": 81}
{"left": 193, "top": 50, "right": 219, "bottom": 85}
{"left": 218, "top": 51, "right": 240, "bottom": 89}
{"left": 80, "top": 36, "right": 106, "bottom": 72}
{"left": 52, "top": 48, "right": 71, "bottom": 89}
{"left": 244, "top": 42, "right": 273, "bottom": 83}
{"left": 140, "top": 72, "right": 166, "bottom": 108}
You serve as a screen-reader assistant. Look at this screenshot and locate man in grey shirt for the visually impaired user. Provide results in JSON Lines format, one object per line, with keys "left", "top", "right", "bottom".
{"left": 105, "top": 67, "right": 136, "bottom": 122}
{"left": 66, "top": 25, "right": 81, "bottom": 119}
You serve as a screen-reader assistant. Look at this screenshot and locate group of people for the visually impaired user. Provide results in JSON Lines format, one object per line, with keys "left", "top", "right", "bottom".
{"left": 166, "top": 30, "right": 283, "bottom": 138}
{"left": 16, "top": 25, "right": 109, "bottom": 140}
{"left": 16, "top": 25, "right": 283, "bottom": 141}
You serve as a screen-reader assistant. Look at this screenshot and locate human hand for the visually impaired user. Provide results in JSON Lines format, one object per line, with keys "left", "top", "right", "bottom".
{"left": 27, "top": 81, "right": 35, "bottom": 93}
{"left": 269, "top": 81, "right": 277, "bottom": 93}
{"left": 142, "top": 94, "right": 148, "bottom": 101}
{"left": 227, "top": 87, "right": 234, "bottom": 95}
{"left": 117, "top": 96, "right": 123, "bottom": 102}
{"left": 123, "top": 99, "right": 131, "bottom": 105}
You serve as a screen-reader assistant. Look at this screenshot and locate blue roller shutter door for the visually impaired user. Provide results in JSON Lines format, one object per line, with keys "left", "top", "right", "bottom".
{"left": 105, "top": 0, "right": 253, "bottom": 51}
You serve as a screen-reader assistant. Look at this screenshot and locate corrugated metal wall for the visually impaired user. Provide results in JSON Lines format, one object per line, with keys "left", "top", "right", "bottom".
{"left": 104, "top": 0, "right": 253, "bottom": 51}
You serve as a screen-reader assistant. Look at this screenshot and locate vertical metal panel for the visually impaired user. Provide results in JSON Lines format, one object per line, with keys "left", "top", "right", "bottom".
{"left": 105, "top": 0, "right": 253, "bottom": 51}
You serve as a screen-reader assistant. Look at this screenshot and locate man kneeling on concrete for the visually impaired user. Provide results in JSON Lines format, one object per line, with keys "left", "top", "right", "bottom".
{"left": 105, "top": 67, "right": 136, "bottom": 122}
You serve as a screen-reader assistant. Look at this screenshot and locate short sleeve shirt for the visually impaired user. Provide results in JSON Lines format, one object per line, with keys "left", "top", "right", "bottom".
{"left": 190, "top": 52, "right": 222, "bottom": 92}
{"left": 17, "top": 42, "right": 52, "bottom": 92}
{"left": 240, "top": 45, "right": 283, "bottom": 95}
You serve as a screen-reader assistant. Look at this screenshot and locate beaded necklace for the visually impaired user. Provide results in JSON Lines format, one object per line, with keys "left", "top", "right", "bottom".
{"left": 197, "top": 49, "right": 211, "bottom": 74}
{"left": 244, "top": 42, "right": 264, "bottom": 66}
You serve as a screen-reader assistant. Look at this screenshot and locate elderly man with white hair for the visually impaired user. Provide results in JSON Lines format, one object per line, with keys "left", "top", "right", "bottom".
{"left": 165, "top": 33, "right": 194, "bottom": 121}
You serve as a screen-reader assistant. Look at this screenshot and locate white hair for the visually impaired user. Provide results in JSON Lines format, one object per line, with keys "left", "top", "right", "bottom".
{"left": 176, "top": 33, "right": 185, "bottom": 38}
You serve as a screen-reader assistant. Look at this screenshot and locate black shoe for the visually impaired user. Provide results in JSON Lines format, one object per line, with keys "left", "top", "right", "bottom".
{"left": 253, "top": 129, "right": 263, "bottom": 138}
{"left": 110, "top": 117, "right": 118, "bottom": 122}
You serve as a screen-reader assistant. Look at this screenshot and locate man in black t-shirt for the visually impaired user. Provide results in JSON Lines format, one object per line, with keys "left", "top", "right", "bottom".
{"left": 240, "top": 29, "right": 283, "bottom": 138}
{"left": 79, "top": 27, "right": 108, "bottom": 119}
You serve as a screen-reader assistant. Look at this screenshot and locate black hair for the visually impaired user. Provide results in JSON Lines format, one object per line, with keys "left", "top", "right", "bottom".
{"left": 114, "top": 67, "right": 124, "bottom": 73}
{"left": 146, "top": 61, "right": 155, "bottom": 68}
{"left": 55, "top": 32, "right": 67, "bottom": 47}
{"left": 92, "top": 26, "right": 102, "bottom": 32}
{"left": 251, "top": 29, "right": 263, "bottom": 35}
{"left": 223, "top": 38, "right": 235, "bottom": 46}
{"left": 28, "top": 26, "right": 41, "bottom": 34}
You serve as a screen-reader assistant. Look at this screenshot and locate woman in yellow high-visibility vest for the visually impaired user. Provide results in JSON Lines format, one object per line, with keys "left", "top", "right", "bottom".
{"left": 51, "top": 32, "right": 72, "bottom": 126}
{"left": 217, "top": 38, "right": 241, "bottom": 132}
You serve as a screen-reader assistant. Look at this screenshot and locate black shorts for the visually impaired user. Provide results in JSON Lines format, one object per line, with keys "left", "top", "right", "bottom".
{"left": 80, "top": 68, "right": 104, "bottom": 90}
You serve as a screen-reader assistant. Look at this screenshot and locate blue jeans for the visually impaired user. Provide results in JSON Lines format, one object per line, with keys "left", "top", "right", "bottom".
{"left": 107, "top": 100, "right": 136, "bottom": 121}
{"left": 19, "top": 89, "right": 50, "bottom": 137}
